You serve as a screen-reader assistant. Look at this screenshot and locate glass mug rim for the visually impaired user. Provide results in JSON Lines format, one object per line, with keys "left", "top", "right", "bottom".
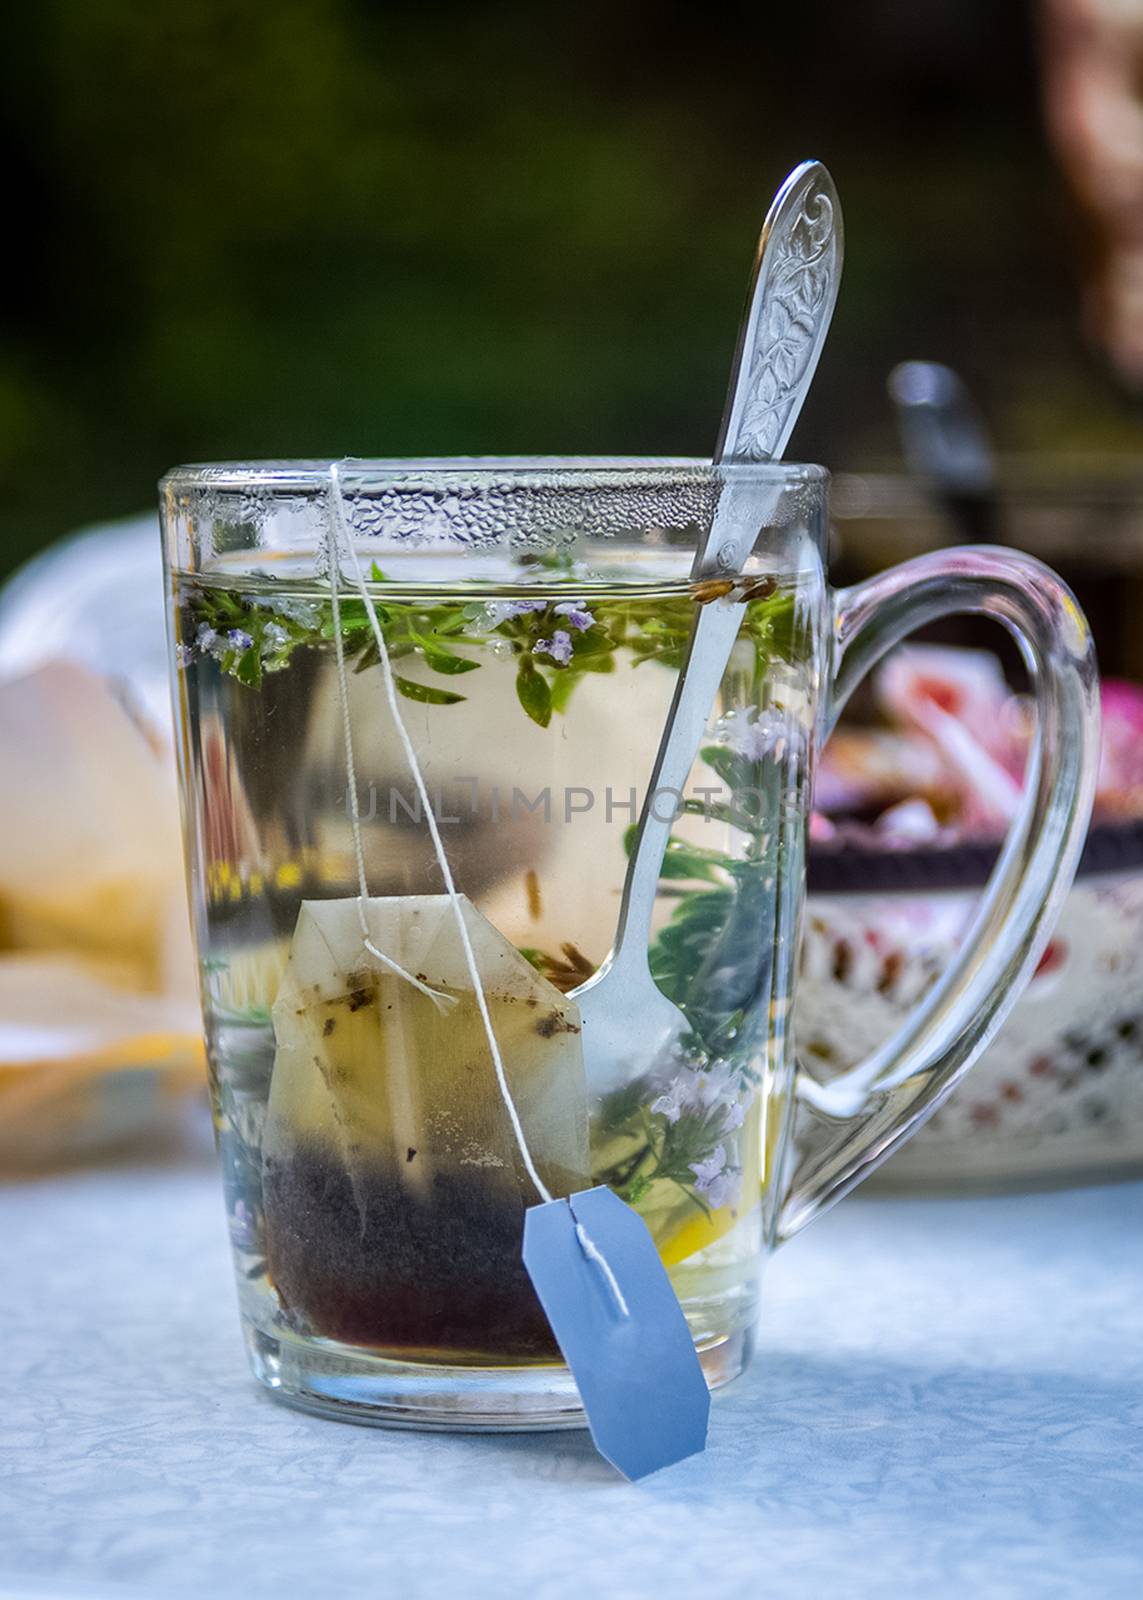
{"left": 160, "top": 455, "right": 830, "bottom": 496}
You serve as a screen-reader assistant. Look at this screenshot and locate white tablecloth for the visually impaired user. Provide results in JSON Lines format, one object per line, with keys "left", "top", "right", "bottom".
{"left": 2, "top": 1154, "right": 1140, "bottom": 1599}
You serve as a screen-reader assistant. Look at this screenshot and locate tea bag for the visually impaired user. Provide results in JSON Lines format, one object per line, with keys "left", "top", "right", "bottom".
{"left": 262, "top": 894, "right": 591, "bottom": 1357}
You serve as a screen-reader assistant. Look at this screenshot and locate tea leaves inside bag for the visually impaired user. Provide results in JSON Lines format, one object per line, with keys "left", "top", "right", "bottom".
{"left": 262, "top": 894, "right": 591, "bottom": 1359}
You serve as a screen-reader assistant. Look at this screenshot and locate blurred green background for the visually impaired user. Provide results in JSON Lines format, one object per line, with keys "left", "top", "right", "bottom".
{"left": 1, "top": 0, "right": 1138, "bottom": 580}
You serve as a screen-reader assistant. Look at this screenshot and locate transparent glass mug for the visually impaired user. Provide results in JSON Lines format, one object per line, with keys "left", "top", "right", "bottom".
{"left": 161, "top": 459, "right": 1098, "bottom": 1427}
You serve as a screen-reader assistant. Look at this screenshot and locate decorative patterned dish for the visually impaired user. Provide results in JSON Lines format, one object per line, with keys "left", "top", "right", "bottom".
{"left": 799, "top": 632, "right": 1143, "bottom": 1188}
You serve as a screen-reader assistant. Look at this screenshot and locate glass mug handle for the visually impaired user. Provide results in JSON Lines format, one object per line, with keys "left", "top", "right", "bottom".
{"left": 777, "top": 547, "right": 1101, "bottom": 1239}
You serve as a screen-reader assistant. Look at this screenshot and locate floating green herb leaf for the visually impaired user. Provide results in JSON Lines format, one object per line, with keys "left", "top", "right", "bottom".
{"left": 235, "top": 645, "right": 263, "bottom": 688}
{"left": 515, "top": 659, "right": 552, "bottom": 727}
{"left": 410, "top": 631, "right": 481, "bottom": 676}
{"left": 393, "top": 677, "right": 467, "bottom": 705}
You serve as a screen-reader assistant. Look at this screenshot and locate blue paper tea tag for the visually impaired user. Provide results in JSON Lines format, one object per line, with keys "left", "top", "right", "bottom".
{"left": 522, "top": 1186, "right": 710, "bottom": 1480}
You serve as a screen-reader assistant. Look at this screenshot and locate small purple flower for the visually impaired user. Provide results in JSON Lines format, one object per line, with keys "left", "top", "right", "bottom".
{"left": 690, "top": 1145, "right": 739, "bottom": 1209}
{"left": 196, "top": 617, "right": 224, "bottom": 656}
{"left": 533, "top": 629, "right": 574, "bottom": 666}
{"left": 651, "top": 1084, "right": 685, "bottom": 1124}
{"left": 690, "top": 1144, "right": 727, "bottom": 1194}
{"left": 228, "top": 629, "right": 254, "bottom": 652}
{"left": 175, "top": 641, "right": 196, "bottom": 669}
{"left": 553, "top": 601, "right": 595, "bottom": 632}
{"left": 717, "top": 707, "right": 787, "bottom": 764}
{"left": 701, "top": 1170, "right": 738, "bottom": 1210}
{"left": 651, "top": 1062, "right": 750, "bottom": 1130}
{"left": 485, "top": 599, "right": 549, "bottom": 628}
{"left": 721, "top": 1100, "right": 746, "bottom": 1132}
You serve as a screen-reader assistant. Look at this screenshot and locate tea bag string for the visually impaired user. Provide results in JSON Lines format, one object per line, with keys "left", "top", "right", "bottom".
{"left": 326, "top": 463, "right": 556, "bottom": 1208}
{"left": 328, "top": 546, "right": 454, "bottom": 1010}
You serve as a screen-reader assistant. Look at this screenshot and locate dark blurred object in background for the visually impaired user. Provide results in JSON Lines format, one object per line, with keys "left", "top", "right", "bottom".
{"left": 832, "top": 458, "right": 1143, "bottom": 681}
{"left": 0, "top": 0, "right": 1140, "bottom": 581}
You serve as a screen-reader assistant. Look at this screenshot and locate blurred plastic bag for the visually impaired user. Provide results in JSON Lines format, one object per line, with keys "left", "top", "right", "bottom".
{"left": 0, "top": 516, "right": 202, "bottom": 1166}
{"left": 0, "top": 660, "right": 192, "bottom": 991}
{"left": 0, "top": 513, "right": 170, "bottom": 733}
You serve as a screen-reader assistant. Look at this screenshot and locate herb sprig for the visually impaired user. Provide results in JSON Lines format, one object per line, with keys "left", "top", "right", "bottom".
{"left": 179, "top": 566, "right": 795, "bottom": 728}
{"left": 587, "top": 734, "right": 796, "bottom": 1227}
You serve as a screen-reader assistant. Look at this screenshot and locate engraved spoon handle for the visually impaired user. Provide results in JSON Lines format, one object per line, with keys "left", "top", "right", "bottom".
{"left": 716, "top": 160, "right": 843, "bottom": 466}
{"left": 609, "top": 162, "right": 843, "bottom": 977}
